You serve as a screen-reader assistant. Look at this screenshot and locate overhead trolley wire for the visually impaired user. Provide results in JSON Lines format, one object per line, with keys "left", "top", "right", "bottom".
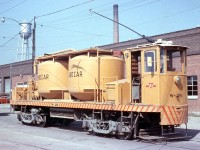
{"left": 43, "top": 0, "right": 118, "bottom": 25}
{"left": 133, "top": 5, "right": 200, "bottom": 27}
{"left": 44, "top": 0, "right": 160, "bottom": 29}
{"left": 0, "top": 33, "right": 19, "bottom": 48}
{"left": 0, "top": 36, "right": 18, "bottom": 39}
{"left": 1, "top": 0, "right": 94, "bottom": 48}
{"left": 0, "top": 23, "right": 30, "bottom": 48}
{"left": 0, "top": 0, "right": 28, "bottom": 14}
{"left": 35, "top": 0, "right": 159, "bottom": 44}
{"left": 36, "top": 0, "right": 94, "bottom": 19}
{"left": 39, "top": 24, "right": 103, "bottom": 36}
{"left": 0, "top": 0, "right": 15, "bottom": 5}
{"left": 120, "top": 0, "right": 161, "bottom": 13}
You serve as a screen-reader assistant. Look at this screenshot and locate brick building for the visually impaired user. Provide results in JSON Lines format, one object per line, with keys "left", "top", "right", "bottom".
{"left": 0, "top": 27, "right": 200, "bottom": 111}
{"left": 0, "top": 60, "right": 32, "bottom": 98}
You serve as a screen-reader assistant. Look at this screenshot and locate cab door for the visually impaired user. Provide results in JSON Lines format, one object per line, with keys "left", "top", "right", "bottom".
{"left": 141, "top": 46, "right": 160, "bottom": 105}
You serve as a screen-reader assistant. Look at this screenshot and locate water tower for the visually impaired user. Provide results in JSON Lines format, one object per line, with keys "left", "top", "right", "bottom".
{"left": 17, "top": 22, "right": 32, "bottom": 61}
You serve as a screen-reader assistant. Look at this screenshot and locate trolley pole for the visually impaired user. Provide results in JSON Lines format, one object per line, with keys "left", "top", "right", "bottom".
{"left": 89, "top": 9, "right": 154, "bottom": 43}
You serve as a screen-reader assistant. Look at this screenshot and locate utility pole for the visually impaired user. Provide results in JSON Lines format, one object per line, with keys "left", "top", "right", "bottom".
{"left": 32, "top": 16, "right": 36, "bottom": 77}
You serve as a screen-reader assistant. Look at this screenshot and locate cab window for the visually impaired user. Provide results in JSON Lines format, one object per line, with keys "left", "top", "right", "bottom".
{"left": 144, "top": 50, "right": 157, "bottom": 72}
{"left": 160, "top": 49, "right": 164, "bottom": 73}
{"left": 167, "top": 50, "right": 183, "bottom": 72}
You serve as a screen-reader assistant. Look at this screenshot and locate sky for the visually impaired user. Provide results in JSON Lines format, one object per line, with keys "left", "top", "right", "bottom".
{"left": 0, "top": 0, "right": 200, "bottom": 65}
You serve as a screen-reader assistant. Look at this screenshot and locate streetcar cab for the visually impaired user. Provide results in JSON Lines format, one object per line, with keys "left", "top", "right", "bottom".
{"left": 141, "top": 41, "right": 187, "bottom": 106}
{"left": 123, "top": 40, "right": 187, "bottom": 106}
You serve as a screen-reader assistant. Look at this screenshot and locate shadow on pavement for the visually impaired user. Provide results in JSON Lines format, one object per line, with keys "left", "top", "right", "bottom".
{"left": 163, "top": 128, "right": 200, "bottom": 142}
{"left": 0, "top": 112, "right": 10, "bottom": 116}
{"left": 55, "top": 120, "right": 84, "bottom": 132}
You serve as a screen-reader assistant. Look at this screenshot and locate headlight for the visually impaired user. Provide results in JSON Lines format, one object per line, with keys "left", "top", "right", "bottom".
{"left": 174, "top": 76, "right": 181, "bottom": 84}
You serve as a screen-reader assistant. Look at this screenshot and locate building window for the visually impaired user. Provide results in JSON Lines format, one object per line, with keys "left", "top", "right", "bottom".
{"left": 17, "top": 82, "right": 28, "bottom": 87}
{"left": 187, "top": 76, "right": 198, "bottom": 100}
{"left": 4, "top": 77, "right": 11, "bottom": 94}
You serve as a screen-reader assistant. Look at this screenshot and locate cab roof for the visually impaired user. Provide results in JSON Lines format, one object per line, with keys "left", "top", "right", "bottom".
{"left": 125, "top": 39, "right": 187, "bottom": 52}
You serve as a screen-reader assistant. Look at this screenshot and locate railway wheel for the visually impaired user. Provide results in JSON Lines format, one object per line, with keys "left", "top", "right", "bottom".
{"left": 35, "top": 115, "right": 47, "bottom": 127}
{"left": 116, "top": 131, "right": 133, "bottom": 140}
{"left": 116, "top": 117, "right": 133, "bottom": 140}
{"left": 20, "top": 112, "right": 32, "bottom": 125}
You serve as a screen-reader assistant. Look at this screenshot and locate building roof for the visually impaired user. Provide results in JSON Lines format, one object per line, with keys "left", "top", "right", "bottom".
{"left": 99, "top": 27, "right": 200, "bottom": 56}
{"left": 0, "top": 27, "right": 200, "bottom": 68}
